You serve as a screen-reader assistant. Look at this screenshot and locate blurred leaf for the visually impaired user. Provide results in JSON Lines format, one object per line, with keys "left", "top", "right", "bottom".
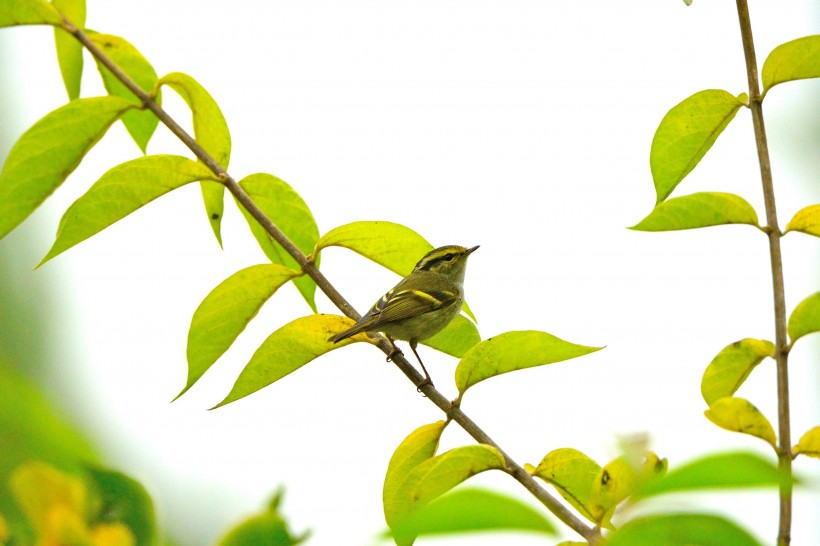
{"left": 787, "top": 291, "right": 819, "bottom": 344}
{"left": 10, "top": 461, "right": 87, "bottom": 539}
{"left": 40, "top": 155, "right": 217, "bottom": 265}
{"left": 527, "top": 448, "right": 600, "bottom": 524}
{"left": 700, "top": 339, "right": 774, "bottom": 405}
{"left": 88, "top": 33, "right": 161, "bottom": 152}
{"left": 634, "top": 451, "right": 785, "bottom": 499}
{"left": 794, "top": 426, "right": 820, "bottom": 459}
{"left": 217, "top": 491, "right": 308, "bottom": 546}
{"left": 455, "top": 331, "right": 601, "bottom": 396}
{"left": 630, "top": 192, "right": 759, "bottom": 232}
{"left": 0, "top": 0, "right": 62, "bottom": 26}
{"left": 784, "top": 204, "right": 820, "bottom": 237}
{"left": 422, "top": 314, "right": 480, "bottom": 358}
{"left": 389, "top": 445, "right": 506, "bottom": 546}
{"left": 238, "top": 173, "right": 320, "bottom": 312}
{"left": 52, "top": 0, "right": 86, "bottom": 100}
{"left": 214, "top": 315, "right": 367, "bottom": 408}
{"left": 0, "top": 96, "right": 134, "bottom": 240}
{"left": 387, "top": 487, "right": 556, "bottom": 541}
{"left": 180, "top": 264, "right": 300, "bottom": 399}
{"left": 86, "top": 467, "right": 156, "bottom": 546}
{"left": 606, "top": 513, "right": 763, "bottom": 546}
{"left": 762, "top": 35, "right": 820, "bottom": 91}
{"left": 383, "top": 422, "right": 447, "bottom": 529}
{"left": 588, "top": 452, "right": 666, "bottom": 527}
{"left": 650, "top": 90, "right": 745, "bottom": 203}
{"left": 704, "top": 397, "right": 776, "bottom": 448}
{"left": 159, "top": 72, "right": 232, "bottom": 246}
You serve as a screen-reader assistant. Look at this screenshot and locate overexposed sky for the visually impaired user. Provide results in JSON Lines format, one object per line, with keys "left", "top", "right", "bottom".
{"left": 1, "top": 1, "right": 818, "bottom": 544}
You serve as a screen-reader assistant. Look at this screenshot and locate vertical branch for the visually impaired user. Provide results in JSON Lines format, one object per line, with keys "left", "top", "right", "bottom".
{"left": 734, "top": 1, "right": 792, "bottom": 544}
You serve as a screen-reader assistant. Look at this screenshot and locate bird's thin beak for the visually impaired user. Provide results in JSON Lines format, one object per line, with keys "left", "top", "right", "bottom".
{"left": 466, "top": 245, "right": 479, "bottom": 255}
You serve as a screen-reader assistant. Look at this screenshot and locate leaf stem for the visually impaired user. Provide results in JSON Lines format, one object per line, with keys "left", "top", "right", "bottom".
{"left": 734, "top": 2, "right": 792, "bottom": 544}
{"left": 64, "top": 20, "right": 597, "bottom": 543}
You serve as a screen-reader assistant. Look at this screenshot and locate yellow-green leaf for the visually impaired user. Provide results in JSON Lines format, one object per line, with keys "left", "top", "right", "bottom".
{"left": 238, "top": 173, "right": 320, "bottom": 312}
{"left": 606, "top": 513, "right": 763, "bottom": 546}
{"left": 52, "top": 0, "right": 85, "bottom": 100}
{"left": 388, "top": 445, "right": 505, "bottom": 544}
{"left": 0, "top": 96, "right": 134, "bottom": 240}
{"left": 528, "top": 448, "right": 600, "bottom": 524}
{"left": 704, "top": 397, "right": 776, "bottom": 448}
{"left": 422, "top": 314, "right": 480, "bottom": 358}
{"left": 40, "top": 155, "right": 217, "bottom": 264}
{"left": 159, "top": 72, "right": 231, "bottom": 246}
{"left": 455, "top": 331, "right": 602, "bottom": 395}
{"left": 9, "top": 461, "right": 86, "bottom": 536}
{"left": 214, "top": 315, "right": 366, "bottom": 408}
{"left": 88, "top": 33, "right": 161, "bottom": 152}
{"left": 630, "top": 192, "right": 759, "bottom": 231}
{"left": 383, "top": 422, "right": 447, "bottom": 529}
{"left": 787, "top": 291, "right": 820, "bottom": 344}
{"left": 784, "top": 204, "right": 820, "bottom": 237}
{"left": 0, "top": 0, "right": 62, "bottom": 26}
{"left": 793, "top": 426, "right": 820, "bottom": 459}
{"left": 589, "top": 452, "right": 665, "bottom": 526}
{"left": 650, "top": 90, "right": 745, "bottom": 203}
{"left": 762, "top": 35, "right": 820, "bottom": 91}
{"left": 179, "top": 264, "right": 300, "bottom": 399}
{"left": 700, "top": 339, "right": 774, "bottom": 406}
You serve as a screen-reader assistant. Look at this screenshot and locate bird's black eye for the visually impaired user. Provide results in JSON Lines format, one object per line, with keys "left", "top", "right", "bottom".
{"left": 443, "top": 253, "right": 454, "bottom": 261}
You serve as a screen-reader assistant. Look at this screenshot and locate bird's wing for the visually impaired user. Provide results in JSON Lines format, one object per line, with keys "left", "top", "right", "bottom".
{"left": 368, "top": 287, "right": 460, "bottom": 326}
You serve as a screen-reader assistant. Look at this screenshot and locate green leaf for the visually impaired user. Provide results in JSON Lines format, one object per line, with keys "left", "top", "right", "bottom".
{"left": 52, "top": 0, "right": 85, "bottom": 100}
{"left": 527, "top": 448, "right": 600, "bottom": 524}
{"left": 787, "top": 291, "right": 820, "bottom": 344}
{"left": 10, "top": 461, "right": 86, "bottom": 536}
{"left": 588, "top": 452, "right": 666, "bottom": 527}
{"left": 88, "top": 33, "right": 161, "bottom": 152}
{"left": 762, "top": 35, "right": 820, "bottom": 91}
{"left": 179, "top": 264, "right": 300, "bottom": 399}
{"left": 0, "top": 97, "right": 134, "bottom": 240}
{"left": 794, "top": 426, "right": 820, "bottom": 459}
{"left": 387, "top": 487, "right": 556, "bottom": 541}
{"left": 159, "top": 72, "right": 232, "bottom": 246}
{"left": 784, "top": 204, "right": 820, "bottom": 237}
{"left": 650, "top": 90, "right": 745, "bottom": 203}
{"left": 0, "top": 0, "right": 62, "bottom": 26}
{"left": 422, "top": 314, "right": 480, "bottom": 358}
{"left": 700, "top": 339, "right": 774, "bottom": 406}
{"left": 40, "top": 155, "right": 217, "bottom": 264}
{"left": 704, "top": 397, "right": 777, "bottom": 448}
{"left": 606, "top": 513, "right": 763, "bottom": 546}
{"left": 634, "top": 451, "right": 785, "bottom": 500}
{"left": 455, "top": 331, "right": 602, "bottom": 396}
{"left": 238, "top": 173, "right": 320, "bottom": 312}
{"left": 214, "top": 315, "right": 366, "bottom": 408}
{"left": 630, "top": 192, "right": 759, "bottom": 231}
{"left": 86, "top": 467, "right": 157, "bottom": 546}
{"left": 383, "top": 422, "right": 447, "bottom": 529}
{"left": 388, "top": 445, "right": 506, "bottom": 545}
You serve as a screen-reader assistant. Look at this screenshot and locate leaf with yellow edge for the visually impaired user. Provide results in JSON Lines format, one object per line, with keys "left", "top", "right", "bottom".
{"left": 388, "top": 445, "right": 506, "bottom": 545}
{"left": 785, "top": 204, "right": 820, "bottom": 237}
{"left": 794, "top": 426, "right": 820, "bottom": 459}
{"left": 527, "top": 448, "right": 600, "bottom": 524}
{"left": 0, "top": 0, "right": 62, "bottom": 26}
{"left": 788, "top": 291, "right": 820, "bottom": 344}
{"left": 422, "top": 314, "right": 480, "bottom": 358}
{"left": 762, "top": 35, "right": 820, "bottom": 91}
{"left": 588, "top": 452, "right": 666, "bottom": 527}
{"left": 630, "top": 192, "right": 759, "bottom": 232}
{"left": 704, "top": 397, "right": 776, "bottom": 448}
{"left": 650, "top": 90, "right": 745, "bottom": 203}
{"left": 214, "top": 315, "right": 369, "bottom": 408}
{"left": 455, "top": 331, "right": 601, "bottom": 396}
{"left": 383, "top": 422, "right": 447, "bottom": 529}
{"left": 701, "top": 339, "right": 774, "bottom": 405}
{"left": 179, "top": 264, "right": 301, "bottom": 400}
{"left": 52, "top": 0, "right": 86, "bottom": 100}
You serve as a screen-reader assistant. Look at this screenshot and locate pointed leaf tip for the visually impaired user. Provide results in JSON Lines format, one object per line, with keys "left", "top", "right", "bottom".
{"left": 762, "top": 35, "right": 820, "bottom": 91}
{"left": 631, "top": 192, "right": 759, "bottom": 232}
{"left": 700, "top": 339, "right": 773, "bottom": 406}
{"left": 787, "top": 291, "right": 820, "bottom": 344}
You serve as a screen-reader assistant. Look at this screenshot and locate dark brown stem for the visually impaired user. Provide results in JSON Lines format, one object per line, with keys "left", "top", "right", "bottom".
{"left": 64, "top": 21, "right": 597, "bottom": 542}
{"left": 735, "top": 2, "right": 792, "bottom": 544}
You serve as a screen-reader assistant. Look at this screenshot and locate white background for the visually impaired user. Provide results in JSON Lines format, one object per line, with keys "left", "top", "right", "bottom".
{"left": 1, "top": 1, "right": 818, "bottom": 544}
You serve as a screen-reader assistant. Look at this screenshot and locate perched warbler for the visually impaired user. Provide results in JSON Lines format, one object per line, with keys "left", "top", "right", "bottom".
{"left": 329, "top": 245, "right": 478, "bottom": 387}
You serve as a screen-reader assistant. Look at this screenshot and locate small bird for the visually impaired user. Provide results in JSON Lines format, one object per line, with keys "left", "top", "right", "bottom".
{"left": 329, "top": 245, "right": 478, "bottom": 387}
